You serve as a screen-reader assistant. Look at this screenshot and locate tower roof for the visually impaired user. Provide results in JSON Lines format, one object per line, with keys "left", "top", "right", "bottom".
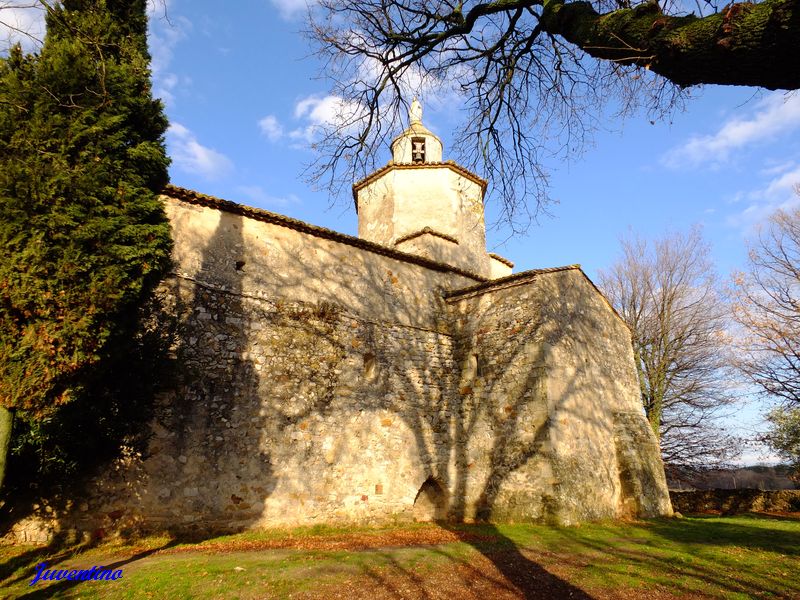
{"left": 390, "top": 99, "right": 443, "bottom": 164}
{"left": 353, "top": 98, "right": 485, "bottom": 209}
{"left": 390, "top": 120, "right": 441, "bottom": 151}
{"left": 392, "top": 98, "right": 439, "bottom": 144}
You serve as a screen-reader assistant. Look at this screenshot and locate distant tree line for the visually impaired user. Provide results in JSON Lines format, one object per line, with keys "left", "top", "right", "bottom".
{"left": 668, "top": 465, "right": 799, "bottom": 491}
{"left": 600, "top": 202, "right": 800, "bottom": 479}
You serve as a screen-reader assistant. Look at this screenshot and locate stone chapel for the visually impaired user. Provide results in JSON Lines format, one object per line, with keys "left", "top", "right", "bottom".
{"left": 11, "top": 102, "right": 672, "bottom": 541}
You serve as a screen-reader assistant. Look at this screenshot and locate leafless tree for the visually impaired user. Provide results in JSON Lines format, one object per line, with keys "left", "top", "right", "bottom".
{"left": 733, "top": 203, "right": 800, "bottom": 405}
{"left": 0, "top": 1, "right": 48, "bottom": 52}
{"left": 598, "top": 228, "right": 739, "bottom": 472}
{"left": 732, "top": 201, "right": 800, "bottom": 472}
{"left": 307, "top": 0, "right": 799, "bottom": 229}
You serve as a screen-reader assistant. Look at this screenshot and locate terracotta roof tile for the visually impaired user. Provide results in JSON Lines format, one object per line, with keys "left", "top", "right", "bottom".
{"left": 488, "top": 253, "right": 514, "bottom": 268}
{"left": 395, "top": 227, "right": 459, "bottom": 246}
{"left": 443, "top": 263, "right": 628, "bottom": 328}
{"left": 444, "top": 265, "right": 582, "bottom": 300}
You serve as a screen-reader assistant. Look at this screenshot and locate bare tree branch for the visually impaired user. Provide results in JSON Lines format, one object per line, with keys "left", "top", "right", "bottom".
{"left": 733, "top": 201, "right": 800, "bottom": 407}
{"left": 0, "top": 1, "right": 53, "bottom": 53}
{"left": 306, "top": 0, "right": 797, "bottom": 229}
{"left": 599, "top": 228, "right": 739, "bottom": 471}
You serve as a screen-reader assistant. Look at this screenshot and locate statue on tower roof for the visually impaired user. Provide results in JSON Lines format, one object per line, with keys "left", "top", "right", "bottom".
{"left": 409, "top": 97, "right": 422, "bottom": 124}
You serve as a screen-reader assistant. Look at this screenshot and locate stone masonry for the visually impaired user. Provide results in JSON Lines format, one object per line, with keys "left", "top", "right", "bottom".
{"left": 6, "top": 104, "right": 672, "bottom": 541}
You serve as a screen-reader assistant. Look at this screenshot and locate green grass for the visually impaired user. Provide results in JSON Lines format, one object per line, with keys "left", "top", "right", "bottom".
{"left": 1, "top": 514, "right": 798, "bottom": 599}
{"left": 494, "top": 515, "right": 800, "bottom": 598}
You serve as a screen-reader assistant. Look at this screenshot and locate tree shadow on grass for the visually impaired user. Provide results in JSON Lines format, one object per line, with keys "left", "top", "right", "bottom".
{"left": 645, "top": 515, "right": 800, "bottom": 556}
{"left": 11, "top": 537, "right": 180, "bottom": 599}
{"left": 346, "top": 524, "right": 593, "bottom": 600}
{"left": 551, "top": 517, "right": 800, "bottom": 599}
{"left": 355, "top": 549, "right": 513, "bottom": 599}
{"left": 357, "top": 552, "right": 436, "bottom": 600}
{"left": 0, "top": 536, "right": 94, "bottom": 588}
{"left": 441, "top": 523, "right": 594, "bottom": 600}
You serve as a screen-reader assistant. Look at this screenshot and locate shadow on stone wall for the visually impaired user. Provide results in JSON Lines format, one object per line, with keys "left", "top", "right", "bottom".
{"left": 0, "top": 266, "right": 178, "bottom": 545}
{"left": 182, "top": 230, "right": 644, "bottom": 595}
{"left": 155, "top": 210, "right": 278, "bottom": 535}
{"left": 239, "top": 238, "right": 601, "bottom": 597}
{"left": 2, "top": 206, "right": 665, "bottom": 598}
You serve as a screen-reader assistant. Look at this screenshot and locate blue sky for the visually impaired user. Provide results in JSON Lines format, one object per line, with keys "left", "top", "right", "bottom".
{"left": 4, "top": 0, "right": 800, "bottom": 464}
{"left": 142, "top": 1, "right": 800, "bottom": 277}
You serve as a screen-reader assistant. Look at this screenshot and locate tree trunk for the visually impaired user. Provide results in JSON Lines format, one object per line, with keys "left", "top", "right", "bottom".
{"left": 541, "top": 0, "right": 800, "bottom": 90}
{"left": 647, "top": 400, "right": 662, "bottom": 441}
{"left": 0, "top": 406, "right": 13, "bottom": 491}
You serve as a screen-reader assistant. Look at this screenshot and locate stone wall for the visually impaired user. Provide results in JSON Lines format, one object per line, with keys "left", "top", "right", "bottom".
{"left": 166, "top": 194, "right": 477, "bottom": 328}
{"left": 446, "top": 269, "right": 672, "bottom": 524}
{"left": 670, "top": 489, "right": 800, "bottom": 514}
{"left": 51, "top": 195, "right": 483, "bottom": 535}
{"left": 2, "top": 192, "right": 673, "bottom": 541}
{"left": 78, "top": 276, "right": 464, "bottom": 532}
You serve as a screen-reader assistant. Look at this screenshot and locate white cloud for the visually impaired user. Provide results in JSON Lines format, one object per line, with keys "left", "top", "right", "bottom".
{"left": 147, "top": 7, "right": 191, "bottom": 106}
{"left": 289, "top": 94, "right": 365, "bottom": 145}
{"left": 663, "top": 93, "right": 800, "bottom": 169}
{"left": 167, "top": 122, "right": 233, "bottom": 180}
{"left": 269, "top": 0, "right": 311, "bottom": 20}
{"left": 0, "top": 1, "right": 46, "bottom": 52}
{"left": 258, "top": 115, "right": 284, "bottom": 141}
{"left": 760, "top": 160, "right": 797, "bottom": 177}
{"left": 236, "top": 185, "right": 300, "bottom": 208}
{"left": 726, "top": 161, "right": 800, "bottom": 230}
{"left": 155, "top": 72, "right": 181, "bottom": 106}
{"left": 148, "top": 12, "right": 190, "bottom": 75}
{"left": 733, "top": 447, "right": 784, "bottom": 467}
{"left": 294, "top": 94, "right": 344, "bottom": 122}
{"left": 355, "top": 46, "right": 465, "bottom": 111}
{"left": 761, "top": 164, "right": 800, "bottom": 198}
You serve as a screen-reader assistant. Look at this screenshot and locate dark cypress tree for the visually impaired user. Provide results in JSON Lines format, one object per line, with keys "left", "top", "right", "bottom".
{"left": 0, "top": 0, "right": 172, "bottom": 489}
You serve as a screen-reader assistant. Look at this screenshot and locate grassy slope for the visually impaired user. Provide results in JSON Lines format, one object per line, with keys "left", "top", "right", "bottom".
{"left": 1, "top": 515, "right": 798, "bottom": 599}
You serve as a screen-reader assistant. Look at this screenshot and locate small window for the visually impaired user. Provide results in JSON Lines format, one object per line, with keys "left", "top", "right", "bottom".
{"left": 411, "top": 137, "right": 426, "bottom": 163}
{"left": 474, "top": 354, "right": 487, "bottom": 378}
{"left": 363, "top": 352, "right": 377, "bottom": 380}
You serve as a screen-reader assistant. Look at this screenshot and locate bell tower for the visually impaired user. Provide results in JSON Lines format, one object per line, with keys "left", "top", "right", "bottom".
{"left": 353, "top": 100, "right": 512, "bottom": 279}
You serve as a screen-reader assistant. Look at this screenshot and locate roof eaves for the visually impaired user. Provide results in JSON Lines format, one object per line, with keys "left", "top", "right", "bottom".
{"left": 444, "top": 265, "right": 581, "bottom": 301}
{"left": 488, "top": 253, "right": 514, "bottom": 268}
{"left": 395, "top": 227, "right": 459, "bottom": 246}
{"left": 443, "top": 263, "right": 630, "bottom": 329}
{"left": 351, "top": 161, "right": 487, "bottom": 212}
{"left": 163, "top": 184, "right": 488, "bottom": 283}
